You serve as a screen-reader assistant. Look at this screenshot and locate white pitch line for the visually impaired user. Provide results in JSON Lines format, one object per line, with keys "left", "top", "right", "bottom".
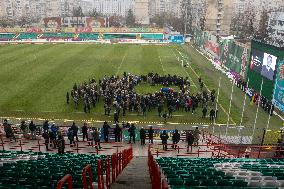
{"left": 116, "top": 53, "right": 127, "bottom": 76}
{"left": 158, "top": 55, "right": 166, "bottom": 74}
{"left": 183, "top": 46, "right": 236, "bottom": 125}
{"left": 170, "top": 46, "right": 197, "bottom": 88}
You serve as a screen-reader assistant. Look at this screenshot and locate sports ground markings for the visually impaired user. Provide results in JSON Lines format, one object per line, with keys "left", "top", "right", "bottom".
{"left": 169, "top": 46, "right": 197, "bottom": 88}
{"left": 158, "top": 55, "right": 166, "bottom": 74}
{"left": 116, "top": 53, "right": 127, "bottom": 76}
{"left": 174, "top": 46, "right": 236, "bottom": 125}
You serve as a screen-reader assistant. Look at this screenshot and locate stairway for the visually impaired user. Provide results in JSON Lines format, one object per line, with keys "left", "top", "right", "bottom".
{"left": 111, "top": 157, "right": 151, "bottom": 189}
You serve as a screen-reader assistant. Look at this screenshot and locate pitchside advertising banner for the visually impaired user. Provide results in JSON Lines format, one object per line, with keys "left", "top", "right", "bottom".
{"left": 220, "top": 40, "right": 250, "bottom": 78}
{"left": 273, "top": 60, "right": 284, "bottom": 112}
{"left": 203, "top": 32, "right": 220, "bottom": 58}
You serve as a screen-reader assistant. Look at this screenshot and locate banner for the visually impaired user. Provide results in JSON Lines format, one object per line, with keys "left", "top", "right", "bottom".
{"left": 220, "top": 40, "right": 250, "bottom": 78}
{"left": 193, "top": 28, "right": 205, "bottom": 49}
{"left": 273, "top": 60, "right": 284, "bottom": 112}
{"left": 204, "top": 32, "right": 220, "bottom": 58}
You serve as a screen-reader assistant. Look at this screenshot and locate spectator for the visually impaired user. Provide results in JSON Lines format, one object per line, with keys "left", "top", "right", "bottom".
{"left": 71, "top": 122, "right": 79, "bottom": 141}
{"left": 67, "top": 128, "right": 74, "bottom": 146}
{"left": 66, "top": 92, "right": 70, "bottom": 104}
{"left": 3, "top": 119, "right": 16, "bottom": 142}
{"left": 29, "top": 121, "right": 37, "bottom": 140}
{"left": 57, "top": 135, "right": 65, "bottom": 154}
{"left": 114, "top": 124, "right": 122, "bottom": 142}
{"left": 172, "top": 129, "right": 180, "bottom": 149}
{"left": 186, "top": 131, "right": 194, "bottom": 152}
{"left": 209, "top": 109, "right": 215, "bottom": 121}
{"left": 87, "top": 128, "right": 94, "bottom": 146}
{"left": 102, "top": 121, "right": 110, "bottom": 142}
{"left": 128, "top": 123, "right": 136, "bottom": 144}
{"left": 140, "top": 128, "right": 146, "bottom": 145}
{"left": 202, "top": 107, "right": 207, "bottom": 118}
{"left": 82, "top": 123, "right": 88, "bottom": 141}
{"left": 42, "top": 131, "right": 49, "bottom": 151}
{"left": 148, "top": 126, "right": 154, "bottom": 144}
{"left": 20, "top": 121, "right": 28, "bottom": 139}
{"left": 160, "top": 130, "right": 169, "bottom": 151}
{"left": 93, "top": 128, "right": 101, "bottom": 149}
{"left": 193, "top": 127, "right": 201, "bottom": 146}
{"left": 43, "top": 120, "right": 49, "bottom": 133}
{"left": 49, "top": 128, "right": 57, "bottom": 149}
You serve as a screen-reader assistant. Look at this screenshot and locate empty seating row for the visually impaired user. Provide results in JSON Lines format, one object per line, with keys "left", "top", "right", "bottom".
{"left": 0, "top": 150, "right": 106, "bottom": 189}
{"left": 40, "top": 33, "right": 75, "bottom": 39}
{"left": 17, "top": 33, "right": 38, "bottom": 39}
{"left": 157, "top": 157, "right": 284, "bottom": 189}
{"left": 77, "top": 33, "right": 99, "bottom": 40}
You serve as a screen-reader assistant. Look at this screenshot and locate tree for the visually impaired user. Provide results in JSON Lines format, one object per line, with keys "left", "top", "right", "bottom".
{"left": 257, "top": 10, "right": 269, "bottom": 40}
{"left": 109, "top": 15, "right": 123, "bottom": 27}
{"left": 0, "top": 16, "right": 13, "bottom": 27}
{"left": 200, "top": 15, "right": 206, "bottom": 31}
{"left": 72, "top": 6, "right": 84, "bottom": 17}
{"left": 181, "top": 0, "right": 193, "bottom": 34}
{"left": 125, "top": 9, "right": 135, "bottom": 27}
{"left": 87, "top": 9, "right": 100, "bottom": 18}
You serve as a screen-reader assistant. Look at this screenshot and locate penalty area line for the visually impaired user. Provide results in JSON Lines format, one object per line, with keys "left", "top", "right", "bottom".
{"left": 170, "top": 46, "right": 197, "bottom": 89}
{"left": 158, "top": 56, "right": 166, "bottom": 74}
{"left": 116, "top": 53, "right": 127, "bottom": 76}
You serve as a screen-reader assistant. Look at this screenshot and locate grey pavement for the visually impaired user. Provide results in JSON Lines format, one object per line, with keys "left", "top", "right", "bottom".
{"left": 111, "top": 156, "right": 151, "bottom": 189}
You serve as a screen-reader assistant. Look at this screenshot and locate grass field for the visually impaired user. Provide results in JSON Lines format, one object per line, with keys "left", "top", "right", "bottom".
{"left": 0, "top": 43, "right": 283, "bottom": 143}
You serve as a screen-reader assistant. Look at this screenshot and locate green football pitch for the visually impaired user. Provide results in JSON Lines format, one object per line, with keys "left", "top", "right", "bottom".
{"left": 0, "top": 44, "right": 282, "bottom": 142}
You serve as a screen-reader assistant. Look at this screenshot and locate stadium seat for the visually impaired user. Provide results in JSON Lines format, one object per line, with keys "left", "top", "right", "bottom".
{"left": 0, "top": 150, "right": 104, "bottom": 188}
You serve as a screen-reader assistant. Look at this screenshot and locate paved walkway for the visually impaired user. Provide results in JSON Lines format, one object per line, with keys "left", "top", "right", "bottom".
{"left": 111, "top": 157, "right": 151, "bottom": 189}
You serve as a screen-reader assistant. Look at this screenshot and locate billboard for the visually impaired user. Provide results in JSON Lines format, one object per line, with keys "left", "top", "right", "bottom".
{"left": 250, "top": 49, "right": 278, "bottom": 80}
{"left": 261, "top": 53, "right": 277, "bottom": 80}
{"left": 220, "top": 40, "right": 250, "bottom": 78}
{"left": 273, "top": 60, "right": 284, "bottom": 112}
{"left": 250, "top": 49, "right": 264, "bottom": 73}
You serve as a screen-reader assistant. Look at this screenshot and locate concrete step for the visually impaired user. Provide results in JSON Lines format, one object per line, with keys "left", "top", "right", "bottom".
{"left": 111, "top": 156, "right": 151, "bottom": 189}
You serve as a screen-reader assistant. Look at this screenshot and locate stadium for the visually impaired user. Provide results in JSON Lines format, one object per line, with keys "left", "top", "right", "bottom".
{"left": 0, "top": 1, "right": 284, "bottom": 189}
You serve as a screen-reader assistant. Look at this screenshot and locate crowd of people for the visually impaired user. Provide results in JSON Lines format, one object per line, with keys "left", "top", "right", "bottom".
{"left": 68, "top": 72, "right": 218, "bottom": 121}
{"left": 1, "top": 119, "right": 203, "bottom": 154}
{"left": 235, "top": 77, "right": 274, "bottom": 116}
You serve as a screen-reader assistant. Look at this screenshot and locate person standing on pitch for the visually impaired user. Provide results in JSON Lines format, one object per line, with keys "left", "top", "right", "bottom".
{"left": 66, "top": 92, "right": 70, "bottom": 104}
{"left": 209, "top": 108, "right": 215, "bottom": 121}
{"left": 202, "top": 107, "right": 207, "bottom": 118}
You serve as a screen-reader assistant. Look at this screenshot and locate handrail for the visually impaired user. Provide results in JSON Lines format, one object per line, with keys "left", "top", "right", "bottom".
{"left": 56, "top": 174, "right": 73, "bottom": 189}
{"left": 97, "top": 159, "right": 104, "bottom": 189}
{"left": 82, "top": 164, "right": 93, "bottom": 189}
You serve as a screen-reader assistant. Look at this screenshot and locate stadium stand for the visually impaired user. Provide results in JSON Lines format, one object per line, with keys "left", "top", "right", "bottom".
{"left": 77, "top": 33, "right": 99, "bottom": 40}
{"left": 0, "top": 33, "right": 15, "bottom": 41}
{"left": 141, "top": 33, "right": 164, "bottom": 40}
{"left": 156, "top": 157, "right": 284, "bottom": 189}
{"left": 17, "top": 33, "right": 38, "bottom": 40}
{"left": 103, "top": 33, "right": 137, "bottom": 40}
{"left": 40, "top": 33, "right": 75, "bottom": 39}
{"left": 0, "top": 150, "right": 105, "bottom": 189}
